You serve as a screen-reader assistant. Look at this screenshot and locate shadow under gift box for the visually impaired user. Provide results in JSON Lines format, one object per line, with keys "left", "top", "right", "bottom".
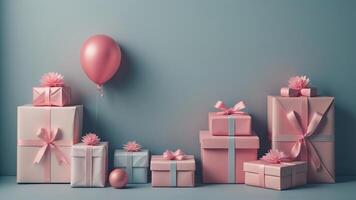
{"left": 150, "top": 155, "right": 195, "bottom": 187}
{"left": 17, "top": 105, "right": 83, "bottom": 183}
{"left": 243, "top": 160, "right": 307, "bottom": 190}
{"left": 200, "top": 131, "right": 259, "bottom": 184}
{"left": 267, "top": 96, "right": 335, "bottom": 183}
{"left": 71, "top": 142, "right": 108, "bottom": 187}
{"left": 114, "top": 150, "right": 149, "bottom": 184}
{"left": 33, "top": 86, "right": 71, "bottom": 106}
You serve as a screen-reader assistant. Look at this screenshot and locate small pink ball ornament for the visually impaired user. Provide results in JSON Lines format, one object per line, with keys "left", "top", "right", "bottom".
{"left": 109, "top": 169, "right": 128, "bottom": 188}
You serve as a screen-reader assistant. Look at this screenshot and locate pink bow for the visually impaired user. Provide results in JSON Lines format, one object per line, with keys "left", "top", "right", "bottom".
{"left": 163, "top": 149, "right": 185, "bottom": 160}
{"left": 287, "top": 111, "right": 323, "bottom": 170}
{"left": 280, "top": 87, "right": 316, "bottom": 97}
{"left": 214, "top": 101, "right": 246, "bottom": 115}
{"left": 33, "top": 128, "right": 69, "bottom": 165}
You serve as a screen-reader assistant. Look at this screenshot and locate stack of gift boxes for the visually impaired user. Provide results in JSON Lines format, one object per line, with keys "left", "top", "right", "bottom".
{"left": 16, "top": 74, "right": 335, "bottom": 190}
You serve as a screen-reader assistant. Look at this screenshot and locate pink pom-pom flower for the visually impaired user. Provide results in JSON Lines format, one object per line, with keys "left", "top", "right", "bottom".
{"left": 123, "top": 141, "right": 142, "bottom": 152}
{"left": 82, "top": 133, "right": 101, "bottom": 146}
{"left": 40, "top": 72, "right": 65, "bottom": 87}
{"left": 261, "top": 149, "right": 290, "bottom": 164}
{"left": 288, "top": 75, "right": 310, "bottom": 90}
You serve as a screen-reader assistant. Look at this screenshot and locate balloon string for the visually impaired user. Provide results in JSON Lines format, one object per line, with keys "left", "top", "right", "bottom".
{"left": 94, "top": 85, "right": 103, "bottom": 132}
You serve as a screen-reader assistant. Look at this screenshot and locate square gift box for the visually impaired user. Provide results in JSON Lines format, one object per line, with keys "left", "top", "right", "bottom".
{"left": 243, "top": 160, "right": 307, "bottom": 190}
{"left": 114, "top": 150, "right": 149, "bottom": 183}
{"left": 33, "top": 86, "right": 71, "bottom": 106}
{"left": 17, "top": 105, "right": 83, "bottom": 183}
{"left": 200, "top": 130, "right": 259, "bottom": 183}
{"left": 150, "top": 155, "right": 195, "bottom": 187}
{"left": 267, "top": 96, "right": 335, "bottom": 183}
{"left": 209, "top": 112, "right": 252, "bottom": 136}
{"left": 71, "top": 142, "right": 108, "bottom": 187}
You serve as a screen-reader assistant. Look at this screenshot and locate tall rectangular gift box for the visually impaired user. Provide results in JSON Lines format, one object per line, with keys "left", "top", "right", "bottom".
{"left": 17, "top": 105, "right": 83, "bottom": 183}
{"left": 243, "top": 160, "right": 307, "bottom": 190}
{"left": 114, "top": 149, "right": 149, "bottom": 183}
{"left": 268, "top": 78, "right": 335, "bottom": 183}
{"left": 200, "top": 130, "right": 259, "bottom": 183}
{"left": 150, "top": 155, "right": 195, "bottom": 187}
{"left": 209, "top": 101, "right": 252, "bottom": 136}
{"left": 71, "top": 142, "right": 108, "bottom": 187}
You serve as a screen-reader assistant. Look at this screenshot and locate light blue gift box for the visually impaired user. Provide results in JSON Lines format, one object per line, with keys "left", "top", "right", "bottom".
{"left": 114, "top": 149, "right": 149, "bottom": 183}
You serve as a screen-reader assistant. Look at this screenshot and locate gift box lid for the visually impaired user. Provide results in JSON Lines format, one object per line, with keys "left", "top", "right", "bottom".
{"left": 150, "top": 155, "right": 195, "bottom": 171}
{"left": 71, "top": 142, "right": 108, "bottom": 158}
{"left": 243, "top": 160, "right": 307, "bottom": 177}
{"left": 114, "top": 149, "right": 149, "bottom": 168}
{"left": 199, "top": 130, "right": 259, "bottom": 149}
{"left": 208, "top": 112, "right": 251, "bottom": 120}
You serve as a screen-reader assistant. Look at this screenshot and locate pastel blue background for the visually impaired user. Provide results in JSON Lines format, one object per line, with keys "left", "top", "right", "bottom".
{"left": 1, "top": 0, "right": 355, "bottom": 177}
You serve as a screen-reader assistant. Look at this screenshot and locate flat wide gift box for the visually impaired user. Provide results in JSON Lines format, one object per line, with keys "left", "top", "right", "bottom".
{"left": 33, "top": 86, "right": 71, "bottom": 106}
{"left": 17, "top": 105, "right": 83, "bottom": 183}
{"left": 243, "top": 160, "right": 307, "bottom": 190}
{"left": 209, "top": 112, "right": 252, "bottom": 136}
{"left": 200, "top": 131, "right": 259, "bottom": 183}
{"left": 114, "top": 150, "right": 149, "bottom": 183}
{"left": 150, "top": 155, "right": 195, "bottom": 187}
{"left": 267, "top": 96, "right": 335, "bottom": 183}
{"left": 71, "top": 142, "right": 108, "bottom": 187}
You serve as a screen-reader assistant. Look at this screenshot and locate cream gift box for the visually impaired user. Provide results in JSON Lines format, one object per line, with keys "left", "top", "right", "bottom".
{"left": 150, "top": 155, "right": 195, "bottom": 187}
{"left": 17, "top": 105, "right": 83, "bottom": 183}
{"left": 33, "top": 86, "right": 71, "bottom": 106}
{"left": 71, "top": 142, "right": 108, "bottom": 187}
{"left": 267, "top": 96, "right": 335, "bottom": 183}
{"left": 114, "top": 149, "right": 149, "bottom": 183}
{"left": 200, "top": 130, "right": 259, "bottom": 183}
{"left": 243, "top": 160, "right": 307, "bottom": 190}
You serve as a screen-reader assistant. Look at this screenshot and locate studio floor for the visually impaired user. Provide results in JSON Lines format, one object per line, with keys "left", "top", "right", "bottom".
{"left": 0, "top": 176, "right": 355, "bottom": 200}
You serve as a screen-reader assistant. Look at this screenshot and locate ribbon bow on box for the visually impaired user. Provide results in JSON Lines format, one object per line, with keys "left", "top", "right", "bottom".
{"left": 280, "top": 75, "right": 316, "bottom": 97}
{"left": 163, "top": 149, "right": 185, "bottom": 160}
{"left": 214, "top": 100, "right": 246, "bottom": 115}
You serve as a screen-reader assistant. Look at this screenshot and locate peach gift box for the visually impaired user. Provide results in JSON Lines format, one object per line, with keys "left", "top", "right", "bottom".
{"left": 17, "top": 105, "right": 83, "bottom": 183}
{"left": 71, "top": 142, "right": 108, "bottom": 187}
{"left": 267, "top": 96, "right": 335, "bottom": 183}
{"left": 33, "top": 86, "right": 71, "bottom": 106}
{"left": 243, "top": 160, "right": 307, "bottom": 190}
{"left": 209, "top": 112, "right": 252, "bottom": 136}
{"left": 199, "top": 131, "right": 259, "bottom": 183}
{"left": 150, "top": 155, "right": 195, "bottom": 187}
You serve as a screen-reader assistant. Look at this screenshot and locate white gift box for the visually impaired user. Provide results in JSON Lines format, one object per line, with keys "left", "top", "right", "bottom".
{"left": 114, "top": 150, "right": 149, "bottom": 183}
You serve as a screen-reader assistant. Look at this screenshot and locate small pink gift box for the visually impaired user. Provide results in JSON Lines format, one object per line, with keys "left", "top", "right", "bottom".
{"left": 17, "top": 105, "right": 83, "bottom": 183}
{"left": 71, "top": 142, "right": 108, "bottom": 187}
{"left": 33, "top": 86, "right": 71, "bottom": 106}
{"left": 243, "top": 160, "right": 307, "bottom": 190}
{"left": 209, "top": 112, "right": 252, "bottom": 136}
{"left": 200, "top": 131, "right": 259, "bottom": 183}
{"left": 150, "top": 155, "right": 195, "bottom": 187}
{"left": 267, "top": 96, "right": 335, "bottom": 183}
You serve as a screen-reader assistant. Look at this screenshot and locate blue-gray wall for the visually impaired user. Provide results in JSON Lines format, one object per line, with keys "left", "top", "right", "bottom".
{"left": 1, "top": 0, "right": 355, "bottom": 176}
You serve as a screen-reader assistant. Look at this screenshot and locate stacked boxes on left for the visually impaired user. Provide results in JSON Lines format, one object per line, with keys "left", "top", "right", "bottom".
{"left": 17, "top": 73, "right": 84, "bottom": 183}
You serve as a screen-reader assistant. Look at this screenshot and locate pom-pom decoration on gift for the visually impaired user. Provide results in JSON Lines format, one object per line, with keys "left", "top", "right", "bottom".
{"left": 288, "top": 75, "right": 310, "bottom": 90}
{"left": 163, "top": 149, "right": 186, "bottom": 160}
{"left": 109, "top": 169, "right": 128, "bottom": 189}
{"left": 261, "top": 149, "right": 290, "bottom": 164}
{"left": 81, "top": 133, "right": 101, "bottom": 146}
{"left": 40, "top": 72, "right": 65, "bottom": 87}
{"left": 123, "top": 141, "right": 142, "bottom": 152}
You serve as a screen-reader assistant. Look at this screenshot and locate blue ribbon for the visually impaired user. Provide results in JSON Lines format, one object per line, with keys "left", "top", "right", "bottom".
{"left": 125, "top": 152, "right": 133, "bottom": 183}
{"left": 170, "top": 161, "right": 177, "bottom": 186}
{"left": 228, "top": 116, "right": 235, "bottom": 136}
{"left": 228, "top": 136, "right": 235, "bottom": 183}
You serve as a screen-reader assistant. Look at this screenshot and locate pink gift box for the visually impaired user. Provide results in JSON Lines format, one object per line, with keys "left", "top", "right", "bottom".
{"left": 71, "top": 142, "right": 108, "bottom": 187}
{"left": 267, "top": 96, "right": 335, "bottom": 183}
{"left": 150, "top": 155, "right": 195, "bottom": 187}
{"left": 17, "top": 105, "right": 83, "bottom": 183}
{"left": 200, "top": 131, "right": 259, "bottom": 183}
{"left": 33, "top": 86, "right": 71, "bottom": 106}
{"left": 243, "top": 160, "right": 307, "bottom": 190}
{"left": 209, "top": 112, "right": 252, "bottom": 136}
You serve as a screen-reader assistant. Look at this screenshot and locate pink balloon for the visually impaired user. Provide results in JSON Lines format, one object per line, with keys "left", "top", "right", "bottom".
{"left": 109, "top": 169, "right": 128, "bottom": 188}
{"left": 80, "top": 35, "right": 121, "bottom": 86}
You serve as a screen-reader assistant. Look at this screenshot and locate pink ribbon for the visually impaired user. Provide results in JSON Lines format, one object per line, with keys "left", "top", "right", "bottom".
{"left": 163, "top": 149, "right": 185, "bottom": 160}
{"left": 287, "top": 111, "right": 323, "bottom": 170}
{"left": 214, "top": 101, "right": 246, "bottom": 115}
{"left": 280, "top": 87, "right": 316, "bottom": 97}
